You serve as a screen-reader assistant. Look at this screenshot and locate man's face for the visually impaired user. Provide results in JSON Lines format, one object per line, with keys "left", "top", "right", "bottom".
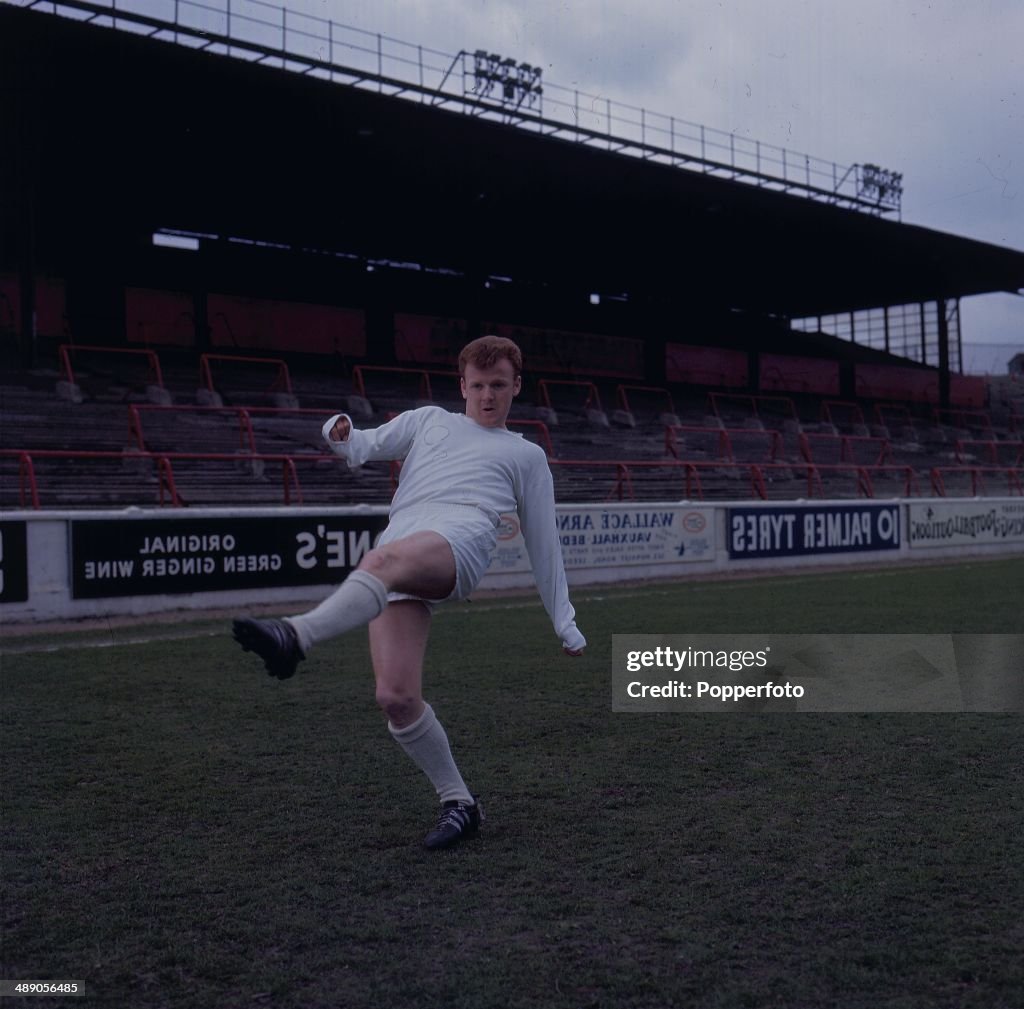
{"left": 461, "top": 358, "right": 521, "bottom": 428}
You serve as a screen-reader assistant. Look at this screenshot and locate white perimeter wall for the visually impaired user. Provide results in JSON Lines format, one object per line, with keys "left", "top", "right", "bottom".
{"left": 1, "top": 499, "right": 1022, "bottom": 624}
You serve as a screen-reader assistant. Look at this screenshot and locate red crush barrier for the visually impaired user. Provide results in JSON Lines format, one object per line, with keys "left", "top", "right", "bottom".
{"left": 930, "top": 466, "right": 1023, "bottom": 497}
{"left": 537, "top": 379, "right": 603, "bottom": 412}
{"left": 199, "top": 353, "right": 293, "bottom": 396}
{"left": 60, "top": 343, "right": 165, "bottom": 389}
{"left": 0, "top": 449, "right": 343, "bottom": 509}
{"left": 799, "top": 433, "right": 892, "bottom": 466}
{"left": 616, "top": 385, "right": 676, "bottom": 417}
{"left": 665, "top": 425, "right": 782, "bottom": 463}
{"left": 708, "top": 392, "right": 798, "bottom": 426}
{"left": 352, "top": 365, "right": 433, "bottom": 401}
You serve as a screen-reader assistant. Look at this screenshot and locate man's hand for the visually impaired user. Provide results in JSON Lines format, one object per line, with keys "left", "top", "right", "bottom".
{"left": 562, "top": 626, "right": 586, "bottom": 657}
{"left": 329, "top": 415, "right": 351, "bottom": 442}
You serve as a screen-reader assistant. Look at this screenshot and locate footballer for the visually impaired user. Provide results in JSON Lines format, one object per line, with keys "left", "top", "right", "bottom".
{"left": 233, "top": 336, "right": 585, "bottom": 849}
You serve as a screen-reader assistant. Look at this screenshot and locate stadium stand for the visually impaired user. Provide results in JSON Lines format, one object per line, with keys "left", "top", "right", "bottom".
{"left": 4, "top": 348, "right": 1022, "bottom": 509}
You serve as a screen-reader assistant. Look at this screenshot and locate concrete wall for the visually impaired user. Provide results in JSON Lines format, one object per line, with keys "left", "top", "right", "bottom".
{"left": 1, "top": 499, "right": 1022, "bottom": 624}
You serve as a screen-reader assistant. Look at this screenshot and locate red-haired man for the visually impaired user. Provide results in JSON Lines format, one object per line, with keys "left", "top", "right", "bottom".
{"left": 234, "top": 336, "right": 585, "bottom": 849}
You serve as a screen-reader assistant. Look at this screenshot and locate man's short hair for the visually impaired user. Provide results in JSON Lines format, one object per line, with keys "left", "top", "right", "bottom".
{"left": 458, "top": 335, "right": 523, "bottom": 377}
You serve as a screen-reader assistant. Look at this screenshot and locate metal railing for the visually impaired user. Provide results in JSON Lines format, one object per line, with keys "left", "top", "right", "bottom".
{"left": 799, "top": 433, "right": 893, "bottom": 467}
{"left": 664, "top": 425, "right": 784, "bottom": 464}
{"left": 708, "top": 392, "right": 799, "bottom": 427}
{"left": 9, "top": 448, "right": 1021, "bottom": 506}
{"left": 352, "top": 366, "right": 434, "bottom": 402}
{"left": 931, "top": 408, "right": 994, "bottom": 434}
{"left": 821, "top": 401, "right": 867, "bottom": 429}
{"left": 2, "top": 447, "right": 334, "bottom": 507}
{"left": 537, "top": 379, "right": 603, "bottom": 413}
{"left": 199, "top": 353, "right": 294, "bottom": 396}
{"left": 543, "top": 458, "right": 938, "bottom": 502}
{"left": 13, "top": 0, "right": 901, "bottom": 216}
{"left": 930, "top": 466, "right": 1024, "bottom": 498}
{"left": 616, "top": 385, "right": 676, "bottom": 419}
{"left": 953, "top": 440, "right": 1024, "bottom": 467}
{"left": 59, "top": 343, "right": 165, "bottom": 389}
{"left": 127, "top": 402, "right": 333, "bottom": 452}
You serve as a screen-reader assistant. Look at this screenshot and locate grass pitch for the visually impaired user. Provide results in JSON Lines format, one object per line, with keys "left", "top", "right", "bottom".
{"left": 2, "top": 558, "right": 1023, "bottom": 1008}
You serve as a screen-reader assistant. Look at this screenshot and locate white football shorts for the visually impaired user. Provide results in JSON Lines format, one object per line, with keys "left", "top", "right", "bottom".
{"left": 375, "top": 503, "right": 499, "bottom": 606}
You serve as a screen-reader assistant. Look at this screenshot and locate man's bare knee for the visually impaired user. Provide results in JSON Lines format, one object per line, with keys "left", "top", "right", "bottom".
{"left": 359, "top": 546, "right": 398, "bottom": 582}
{"left": 359, "top": 535, "right": 454, "bottom": 599}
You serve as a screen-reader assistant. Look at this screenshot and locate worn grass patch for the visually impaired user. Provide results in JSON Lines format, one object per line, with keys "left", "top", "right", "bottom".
{"left": 2, "top": 559, "right": 1022, "bottom": 1008}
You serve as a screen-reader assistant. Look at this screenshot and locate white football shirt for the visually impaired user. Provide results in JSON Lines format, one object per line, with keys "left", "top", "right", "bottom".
{"left": 322, "top": 406, "right": 585, "bottom": 651}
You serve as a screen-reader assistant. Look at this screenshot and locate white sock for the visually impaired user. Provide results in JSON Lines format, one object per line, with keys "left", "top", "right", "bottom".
{"left": 285, "top": 569, "right": 388, "bottom": 655}
{"left": 388, "top": 703, "right": 472, "bottom": 805}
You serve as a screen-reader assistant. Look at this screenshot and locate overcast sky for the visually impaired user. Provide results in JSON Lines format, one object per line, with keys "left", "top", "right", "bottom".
{"left": 250, "top": 0, "right": 1018, "bottom": 353}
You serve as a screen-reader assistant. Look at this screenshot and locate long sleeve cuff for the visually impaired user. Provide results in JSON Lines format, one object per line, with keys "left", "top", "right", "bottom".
{"left": 322, "top": 414, "right": 352, "bottom": 457}
{"left": 561, "top": 624, "right": 587, "bottom": 652}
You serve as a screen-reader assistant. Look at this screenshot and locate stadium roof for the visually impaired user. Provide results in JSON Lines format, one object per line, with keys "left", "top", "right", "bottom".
{"left": 3, "top": 1, "right": 1023, "bottom": 323}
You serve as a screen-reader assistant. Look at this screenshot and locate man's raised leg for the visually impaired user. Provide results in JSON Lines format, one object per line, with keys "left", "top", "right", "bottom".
{"left": 233, "top": 531, "right": 457, "bottom": 678}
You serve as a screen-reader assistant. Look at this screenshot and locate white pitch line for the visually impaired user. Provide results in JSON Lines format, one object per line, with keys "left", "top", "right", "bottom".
{"left": 0, "top": 627, "right": 224, "bottom": 656}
